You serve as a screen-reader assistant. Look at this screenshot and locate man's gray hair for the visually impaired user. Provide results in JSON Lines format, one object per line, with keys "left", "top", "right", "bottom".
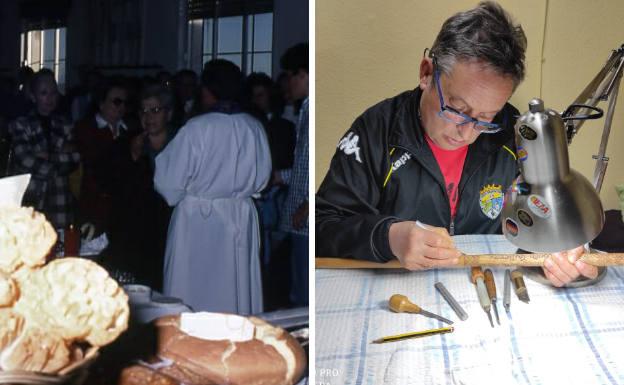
{"left": 430, "top": 1, "right": 527, "bottom": 88}
{"left": 140, "top": 84, "right": 174, "bottom": 109}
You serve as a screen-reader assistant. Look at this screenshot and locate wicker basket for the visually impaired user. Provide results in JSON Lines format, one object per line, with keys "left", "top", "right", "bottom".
{"left": 0, "top": 347, "right": 98, "bottom": 385}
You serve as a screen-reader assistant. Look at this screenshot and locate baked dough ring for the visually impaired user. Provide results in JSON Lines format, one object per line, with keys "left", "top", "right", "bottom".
{"left": 14, "top": 258, "right": 129, "bottom": 346}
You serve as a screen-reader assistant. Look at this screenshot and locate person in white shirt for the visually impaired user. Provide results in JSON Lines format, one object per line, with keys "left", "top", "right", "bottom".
{"left": 154, "top": 60, "right": 272, "bottom": 314}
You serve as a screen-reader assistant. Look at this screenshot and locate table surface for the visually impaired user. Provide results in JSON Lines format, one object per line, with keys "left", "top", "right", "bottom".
{"left": 315, "top": 235, "right": 624, "bottom": 385}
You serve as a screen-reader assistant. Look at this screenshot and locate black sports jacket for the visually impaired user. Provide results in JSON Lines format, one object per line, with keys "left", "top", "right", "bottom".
{"left": 316, "top": 88, "right": 520, "bottom": 262}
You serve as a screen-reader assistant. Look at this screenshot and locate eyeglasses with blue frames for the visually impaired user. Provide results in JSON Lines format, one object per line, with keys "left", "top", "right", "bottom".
{"left": 432, "top": 57, "right": 502, "bottom": 134}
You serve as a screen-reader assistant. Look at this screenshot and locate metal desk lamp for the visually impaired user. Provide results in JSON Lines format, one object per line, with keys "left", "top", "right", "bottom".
{"left": 502, "top": 44, "right": 624, "bottom": 286}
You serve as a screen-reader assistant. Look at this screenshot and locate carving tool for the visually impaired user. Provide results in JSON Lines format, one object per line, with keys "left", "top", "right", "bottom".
{"left": 434, "top": 282, "right": 468, "bottom": 321}
{"left": 372, "top": 326, "right": 454, "bottom": 344}
{"left": 471, "top": 266, "right": 494, "bottom": 327}
{"left": 388, "top": 294, "right": 453, "bottom": 325}
{"left": 511, "top": 269, "right": 530, "bottom": 303}
{"left": 503, "top": 269, "right": 512, "bottom": 314}
{"left": 315, "top": 252, "right": 624, "bottom": 269}
{"left": 484, "top": 269, "right": 500, "bottom": 325}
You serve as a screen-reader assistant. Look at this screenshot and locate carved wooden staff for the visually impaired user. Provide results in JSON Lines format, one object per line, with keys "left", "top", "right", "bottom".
{"left": 315, "top": 253, "right": 624, "bottom": 269}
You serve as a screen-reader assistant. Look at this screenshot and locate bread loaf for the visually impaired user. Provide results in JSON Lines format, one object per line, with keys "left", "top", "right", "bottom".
{"left": 153, "top": 314, "right": 306, "bottom": 385}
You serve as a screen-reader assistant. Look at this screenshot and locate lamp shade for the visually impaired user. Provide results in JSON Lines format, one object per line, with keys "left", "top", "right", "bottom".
{"left": 501, "top": 98, "right": 604, "bottom": 252}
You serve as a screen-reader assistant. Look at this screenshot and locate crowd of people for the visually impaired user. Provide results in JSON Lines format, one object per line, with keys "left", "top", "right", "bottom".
{"left": 0, "top": 43, "right": 309, "bottom": 314}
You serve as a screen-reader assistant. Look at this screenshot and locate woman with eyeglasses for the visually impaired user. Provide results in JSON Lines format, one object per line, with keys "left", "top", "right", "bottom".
{"left": 104, "top": 85, "right": 178, "bottom": 291}
{"left": 136, "top": 85, "right": 178, "bottom": 166}
{"left": 74, "top": 78, "right": 134, "bottom": 235}
{"left": 8, "top": 68, "right": 80, "bottom": 229}
{"left": 316, "top": 2, "right": 596, "bottom": 286}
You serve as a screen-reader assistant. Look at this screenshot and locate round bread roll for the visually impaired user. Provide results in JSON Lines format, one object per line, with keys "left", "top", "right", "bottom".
{"left": 153, "top": 314, "right": 306, "bottom": 385}
{"left": 0, "top": 206, "right": 56, "bottom": 273}
{"left": 14, "top": 258, "right": 129, "bottom": 346}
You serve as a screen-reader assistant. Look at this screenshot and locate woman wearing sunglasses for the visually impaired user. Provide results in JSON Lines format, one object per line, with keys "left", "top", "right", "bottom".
{"left": 74, "top": 78, "right": 132, "bottom": 235}
{"left": 102, "top": 85, "right": 178, "bottom": 291}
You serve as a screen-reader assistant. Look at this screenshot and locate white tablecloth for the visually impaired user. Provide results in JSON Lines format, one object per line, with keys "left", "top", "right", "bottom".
{"left": 315, "top": 235, "right": 624, "bottom": 385}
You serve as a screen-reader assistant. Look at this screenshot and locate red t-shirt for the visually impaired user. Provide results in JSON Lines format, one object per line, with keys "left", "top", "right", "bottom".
{"left": 425, "top": 135, "right": 468, "bottom": 218}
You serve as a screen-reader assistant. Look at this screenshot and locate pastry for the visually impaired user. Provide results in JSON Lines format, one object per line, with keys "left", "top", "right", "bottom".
{"left": 14, "top": 258, "right": 130, "bottom": 346}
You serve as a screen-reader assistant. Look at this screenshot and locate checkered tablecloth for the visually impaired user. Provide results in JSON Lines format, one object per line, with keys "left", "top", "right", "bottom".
{"left": 315, "top": 235, "right": 624, "bottom": 385}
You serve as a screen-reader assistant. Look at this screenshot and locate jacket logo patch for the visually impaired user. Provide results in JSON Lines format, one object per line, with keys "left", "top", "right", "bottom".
{"left": 337, "top": 132, "right": 362, "bottom": 163}
{"left": 479, "top": 184, "right": 504, "bottom": 219}
{"left": 391, "top": 152, "right": 412, "bottom": 172}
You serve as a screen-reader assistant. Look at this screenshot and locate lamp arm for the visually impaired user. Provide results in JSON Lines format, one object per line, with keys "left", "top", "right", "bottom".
{"left": 592, "top": 74, "right": 622, "bottom": 193}
{"left": 564, "top": 44, "right": 624, "bottom": 143}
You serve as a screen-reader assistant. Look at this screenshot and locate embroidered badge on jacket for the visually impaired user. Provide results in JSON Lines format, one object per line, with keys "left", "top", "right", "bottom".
{"left": 337, "top": 132, "right": 362, "bottom": 163}
{"left": 479, "top": 184, "right": 504, "bottom": 219}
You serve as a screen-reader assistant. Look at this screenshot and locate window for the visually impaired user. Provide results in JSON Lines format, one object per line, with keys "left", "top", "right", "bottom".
{"left": 188, "top": 12, "right": 273, "bottom": 76}
{"left": 20, "top": 27, "right": 67, "bottom": 92}
{"left": 246, "top": 13, "right": 273, "bottom": 75}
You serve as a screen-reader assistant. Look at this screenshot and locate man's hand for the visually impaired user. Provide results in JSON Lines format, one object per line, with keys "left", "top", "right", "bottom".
{"left": 388, "top": 221, "right": 462, "bottom": 270}
{"left": 542, "top": 245, "right": 598, "bottom": 287}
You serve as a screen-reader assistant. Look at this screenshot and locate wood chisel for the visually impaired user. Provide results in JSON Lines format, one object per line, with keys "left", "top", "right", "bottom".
{"left": 484, "top": 269, "right": 500, "bottom": 325}
{"left": 470, "top": 267, "right": 494, "bottom": 327}
{"left": 511, "top": 269, "right": 530, "bottom": 303}
{"left": 503, "top": 269, "right": 511, "bottom": 314}
{"left": 389, "top": 294, "right": 453, "bottom": 325}
{"left": 434, "top": 282, "right": 468, "bottom": 321}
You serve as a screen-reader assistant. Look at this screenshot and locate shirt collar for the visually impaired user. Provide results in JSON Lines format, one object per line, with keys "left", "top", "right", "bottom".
{"left": 95, "top": 113, "right": 127, "bottom": 133}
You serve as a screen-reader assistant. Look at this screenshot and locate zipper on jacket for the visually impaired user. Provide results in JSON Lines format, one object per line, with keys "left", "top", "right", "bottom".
{"left": 449, "top": 216, "right": 455, "bottom": 236}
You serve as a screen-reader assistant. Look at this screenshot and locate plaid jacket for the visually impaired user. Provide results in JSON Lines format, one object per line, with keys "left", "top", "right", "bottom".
{"left": 8, "top": 111, "right": 80, "bottom": 228}
{"left": 280, "top": 98, "right": 309, "bottom": 236}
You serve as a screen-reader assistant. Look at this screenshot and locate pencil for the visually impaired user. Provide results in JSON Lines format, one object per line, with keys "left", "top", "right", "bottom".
{"left": 372, "top": 326, "right": 454, "bottom": 343}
